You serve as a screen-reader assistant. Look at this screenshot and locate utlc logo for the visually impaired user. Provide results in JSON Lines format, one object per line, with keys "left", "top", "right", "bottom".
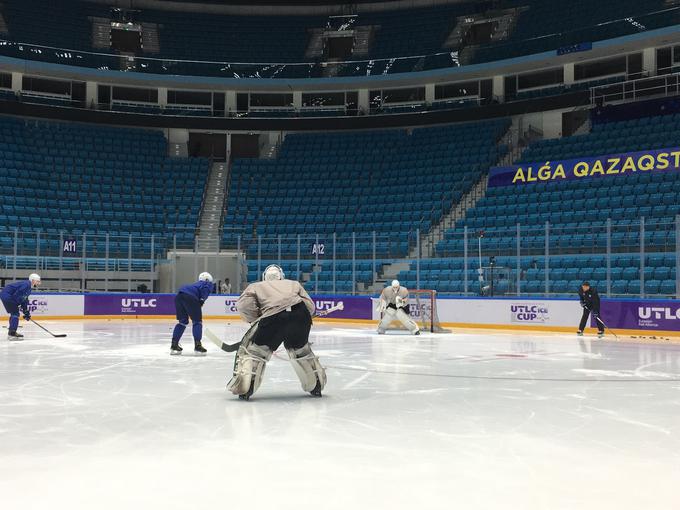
{"left": 411, "top": 303, "right": 427, "bottom": 318}
{"left": 638, "top": 307, "right": 680, "bottom": 320}
{"left": 315, "top": 300, "right": 342, "bottom": 311}
{"left": 511, "top": 304, "right": 549, "bottom": 322}
{"left": 27, "top": 298, "right": 48, "bottom": 312}
{"left": 121, "top": 298, "right": 157, "bottom": 308}
{"left": 224, "top": 299, "right": 238, "bottom": 313}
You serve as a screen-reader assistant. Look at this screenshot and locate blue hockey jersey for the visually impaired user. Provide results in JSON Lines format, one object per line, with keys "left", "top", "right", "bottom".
{"left": 178, "top": 280, "right": 213, "bottom": 303}
{"left": 0, "top": 280, "right": 33, "bottom": 310}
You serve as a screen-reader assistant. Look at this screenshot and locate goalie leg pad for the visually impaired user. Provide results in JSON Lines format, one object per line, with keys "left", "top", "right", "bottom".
{"left": 227, "top": 343, "right": 272, "bottom": 397}
{"left": 395, "top": 308, "right": 419, "bottom": 334}
{"left": 377, "top": 308, "right": 396, "bottom": 333}
{"left": 287, "top": 343, "right": 326, "bottom": 393}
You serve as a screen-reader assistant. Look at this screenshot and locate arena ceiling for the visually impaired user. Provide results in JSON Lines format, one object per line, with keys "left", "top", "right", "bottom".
{"left": 157, "top": 0, "right": 478, "bottom": 5}
{"left": 86, "top": 0, "right": 491, "bottom": 16}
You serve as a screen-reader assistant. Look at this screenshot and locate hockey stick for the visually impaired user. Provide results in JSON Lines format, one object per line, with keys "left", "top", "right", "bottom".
{"left": 204, "top": 328, "right": 241, "bottom": 352}
{"left": 584, "top": 305, "right": 619, "bottom": 341}
{"left": 30, "top": 319, "right": 67, "bottom": 338}
{"left": 205, "top": 302, "right": 345, "bottom": 353}
{"left": 593, "top": 315, "right": 619, "bottom": 341}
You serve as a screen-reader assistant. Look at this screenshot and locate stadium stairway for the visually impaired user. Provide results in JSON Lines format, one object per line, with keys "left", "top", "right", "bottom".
{"left": 223, "top": 118, "right": 510, "bottom": 292}
{"left": 195, "top": 161, "right": 228, "bottom": 252}
{"left": 367, "top": 121, "right": 518, "bottom": 293}
{"left": 421, "top": 124, "right": 521, "bottom": 257}
{"left": 398, "top": 109, "right": 680, "bottom": 297}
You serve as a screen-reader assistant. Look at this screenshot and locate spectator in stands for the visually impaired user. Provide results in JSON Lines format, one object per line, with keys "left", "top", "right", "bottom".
{"left": 221, "top": 278, "right": 232, "bottom": 294}
{"left": 577, "top": 281, "right": 604, "bottom": 338}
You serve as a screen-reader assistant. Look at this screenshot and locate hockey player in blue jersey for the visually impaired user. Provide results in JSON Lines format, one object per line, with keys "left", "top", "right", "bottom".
{"left": 1, "top": 273, "right": 41, "bottom": 340}
{"left": 170, "top": 272, "right": 213, "bottom": 355}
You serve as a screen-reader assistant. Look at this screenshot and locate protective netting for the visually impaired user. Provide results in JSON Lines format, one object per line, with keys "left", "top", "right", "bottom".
{"left": 410, "top": 290, "right": 451, "bottom": 333}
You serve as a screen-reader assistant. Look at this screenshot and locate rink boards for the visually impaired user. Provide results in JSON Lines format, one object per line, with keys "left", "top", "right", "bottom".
{"left": 15, "top": 292, "right": 680, "bottom": 335}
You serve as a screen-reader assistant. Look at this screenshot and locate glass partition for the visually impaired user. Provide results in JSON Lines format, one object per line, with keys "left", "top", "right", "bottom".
{"left": 0, "top": 218, "right": 677, "bottom": 298}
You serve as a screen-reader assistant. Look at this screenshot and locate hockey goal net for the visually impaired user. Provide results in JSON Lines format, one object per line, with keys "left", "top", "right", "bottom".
{"left": 407, "top": 289, "right": 450, "bottom": 333}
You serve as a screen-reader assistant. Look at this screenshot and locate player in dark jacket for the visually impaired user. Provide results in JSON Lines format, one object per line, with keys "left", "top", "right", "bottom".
{"left": 170, "top": 272, "right": 213, "bottom": 355}
{"left": 0, "top": 273, "right": 41, "bottom": 340}
{"left": 578, "top": 281, "right": 604, "bottom": 337}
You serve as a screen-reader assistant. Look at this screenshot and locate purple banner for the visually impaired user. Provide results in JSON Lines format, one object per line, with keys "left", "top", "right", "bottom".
{"left": 83, "top": 293, "right": 373, "bottom": 320}
{"left": 599, "top": 299, "right": 680, "bottom": 331}
{"left": 488, "top": 147, "right": 680, "bottom": 187}
{"left": 84, "top": 294, "right": 176, "bottom": 315}
{"left": 312, "top": 295, "right": 373, "bottom": 320}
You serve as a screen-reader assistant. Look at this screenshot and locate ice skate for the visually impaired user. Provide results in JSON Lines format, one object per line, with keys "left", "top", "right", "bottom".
{"left": 194, "top": 343, "right": 207, "bottom": 355}
{"left": 310, "top": 379, "right": 323, "bottom": 397}
{"left": 170, "top": 343, "right": 183, "bottom": 355}
{"left": 8, "top": 330, "right": 23, "bottom": 341}
{"left": 238, "top": 381, "right": 255, "bottom": 401}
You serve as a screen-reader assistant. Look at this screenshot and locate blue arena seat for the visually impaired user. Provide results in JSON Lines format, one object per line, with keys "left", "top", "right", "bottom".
{"left": 225, "top": 119, "right": 510, "bottom": 268}
{"left": 0, "top": 116, "right": 209, "bottom": 257}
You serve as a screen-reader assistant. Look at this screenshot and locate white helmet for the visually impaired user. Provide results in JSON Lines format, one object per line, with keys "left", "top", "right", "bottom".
{"left": 391, "top": 279, "right": 400, "bottom": 289}
{"left": 29, "top": 273, "right": 41, "bottom": 285}
{"left": 262, "top": 264, "right": 285, "bottom": 281}
{"left": 198, "top": 272, "right": 213, "bottom": 282}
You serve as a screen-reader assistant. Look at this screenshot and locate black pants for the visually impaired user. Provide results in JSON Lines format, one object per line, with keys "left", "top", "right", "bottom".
{"left": 387, "top": 303, "right": 410, "bottom": 314}
{"left": 175, "top": 292, "right": 202, "bottom": 324}
{"left": 252, "top": 302, "right": 312, "bottom": 351}
{"left": 579, "top": 308, "right": 604, "bottom": 333}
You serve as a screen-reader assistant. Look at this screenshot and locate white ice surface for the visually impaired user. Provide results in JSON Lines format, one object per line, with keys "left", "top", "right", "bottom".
{"left": 1, "top": 320, "right": 679, "bottom": 510}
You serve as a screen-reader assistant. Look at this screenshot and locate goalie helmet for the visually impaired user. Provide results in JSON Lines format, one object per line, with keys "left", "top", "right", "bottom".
{"left": 29, "top": 273, "right": 41, "bottom": 286}
{"left": 262, "top": 264, "right": 285, "bottom": 281}
{"left": 198, "top": 272, "right": 213, "bottom": 283}
{"left": 391, "top": 279, "right": 400, "bottom": 289}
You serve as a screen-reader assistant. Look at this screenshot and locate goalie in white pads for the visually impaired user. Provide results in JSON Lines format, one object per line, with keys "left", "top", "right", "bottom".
{"left": 377, "top": 280, "right": 420, "bottom": 335}
{"left": 227, "top": 264, "right": 327, "bottom": 401}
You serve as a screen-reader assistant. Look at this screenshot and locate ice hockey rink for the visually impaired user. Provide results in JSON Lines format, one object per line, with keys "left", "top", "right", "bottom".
{"left": 1, "top": 320, "right": 679, "bottom": 510}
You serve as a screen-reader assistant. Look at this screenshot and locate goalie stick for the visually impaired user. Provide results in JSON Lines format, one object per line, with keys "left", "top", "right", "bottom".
{"left": 205, "top": 302, "right": 345, "bottom": 353}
